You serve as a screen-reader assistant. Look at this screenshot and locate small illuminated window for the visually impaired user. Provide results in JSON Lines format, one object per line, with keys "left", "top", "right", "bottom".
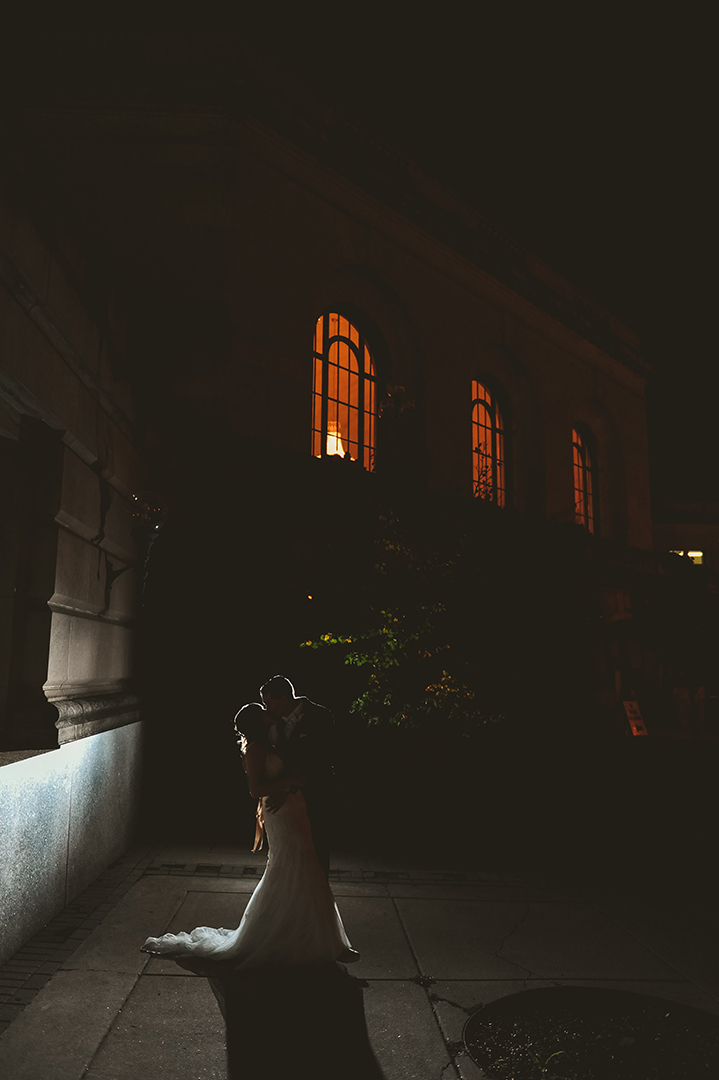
{"left": 472, "top": 380, "right": 505, "bottom": 505}
{"left": 572, "top": 427, "right": 596, "bottom": 533}
{"left": 311, "top": 313, "right": 377, "bottom": 471}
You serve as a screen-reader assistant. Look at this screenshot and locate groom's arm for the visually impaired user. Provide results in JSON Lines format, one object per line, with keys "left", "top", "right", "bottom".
{"left": 294, "top": 702, "right": 334, "bottom": 778}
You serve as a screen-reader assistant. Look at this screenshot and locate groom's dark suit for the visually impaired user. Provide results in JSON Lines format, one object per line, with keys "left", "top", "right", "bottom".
{"left": 274, "top": 697, "right": 334, "bottom": 877}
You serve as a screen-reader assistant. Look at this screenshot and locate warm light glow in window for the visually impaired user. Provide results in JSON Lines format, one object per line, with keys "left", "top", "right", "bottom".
{"left": 325, "top": 420, "right": 345, "bottom": 457}
{"left": 472, "top": 380, "right": 505, "bottom": 505}
{"left": 572, "top": 428, "right": 595, "bottom": 533}
{"left": 312, "top": 313, "right": 377, "bottom": 470}
{"left": 673, "top": 549, "right": 704, "bottom": 564}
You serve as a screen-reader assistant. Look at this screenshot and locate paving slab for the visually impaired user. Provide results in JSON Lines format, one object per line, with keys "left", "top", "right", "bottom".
{"left": 151, "top": 846, "right": 253, "bottom": 863}
{"left": 144, "top": 876, "right": 261, "bottom": 893}
{"left": 335, "top": 897, "right": 419, "bottom": 980}
{"left": 593, "top": 894, "right": 719, "bottom": 1001}
{"left": 145, "top": 891, "right": 253, "bottom": 976}
{"left": 331, "top": 882, "right": 391, "bottom": 897}
{"left": 63, "top": 877, "right": 189, "bottom": 974}
{"left": 395, "top": 899, "right": 683, "bottom": 980}
{"left": 83, "top": 974, "right": 226, "bottom": 1080}
{"left": 363, "top": 979, "right": 453, "bottom": 1080}
{"left": 0, "top": 969, "right": 138, "bottom": 1080}
{"left": 387, "top": 883, "right": 588, "bottom": 902}
{"left": 332, "top": 853, "right": 409, "bottom": 873}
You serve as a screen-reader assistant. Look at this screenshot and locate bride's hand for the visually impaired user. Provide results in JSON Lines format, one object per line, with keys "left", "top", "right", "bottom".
{"left": 264, "top": 790, "right": 288, "bottom": 814}
{"left": 265, "top": 773, "right": 305, "bottom": 813}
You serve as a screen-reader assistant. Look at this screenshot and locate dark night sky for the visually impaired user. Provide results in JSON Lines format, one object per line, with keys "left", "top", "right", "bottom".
{"left": 4, "top": 14, "right": 715, "bottom": 498}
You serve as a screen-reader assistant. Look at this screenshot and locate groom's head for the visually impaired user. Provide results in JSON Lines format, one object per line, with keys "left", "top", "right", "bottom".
{"left": 260, "top": 675, "right": 296, "bottom": 718}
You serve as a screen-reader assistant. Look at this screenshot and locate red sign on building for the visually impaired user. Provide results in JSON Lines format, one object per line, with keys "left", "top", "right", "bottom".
{"left": 623, "top": 701, "right": 648, "bottom": 736}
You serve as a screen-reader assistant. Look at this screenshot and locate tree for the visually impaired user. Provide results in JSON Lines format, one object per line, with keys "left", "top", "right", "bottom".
{"left": 301, "top": 505, "right": 506, "bottom": 737}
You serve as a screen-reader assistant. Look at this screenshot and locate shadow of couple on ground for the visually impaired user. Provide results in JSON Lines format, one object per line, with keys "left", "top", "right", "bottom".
{"left": 206, "top": 961, "right": 387, "bottom": 1079}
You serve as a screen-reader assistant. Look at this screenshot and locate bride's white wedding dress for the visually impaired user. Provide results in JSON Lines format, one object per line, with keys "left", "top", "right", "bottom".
{"left": 141, "top": 751, "right": 356, "bottom": 968}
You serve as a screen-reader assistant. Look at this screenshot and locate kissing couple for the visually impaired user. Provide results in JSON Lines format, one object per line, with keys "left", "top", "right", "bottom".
{"left": 141, "top": 675, "right": 359, "bottom": 981}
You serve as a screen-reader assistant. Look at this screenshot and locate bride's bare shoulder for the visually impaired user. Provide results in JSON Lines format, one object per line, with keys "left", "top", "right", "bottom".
{"left": 241, "top": 739, "right": 268, "bottom": 772}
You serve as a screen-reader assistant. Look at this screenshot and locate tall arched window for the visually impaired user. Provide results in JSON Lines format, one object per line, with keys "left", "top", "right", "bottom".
{"left": 472, "top": 379, "right": 505, "bottom": 505}
{"left": 311, "top": 313, "right": 377, "bottom": 471}
{"left": 572, "top": 427, "right": 596, "bottom": 532}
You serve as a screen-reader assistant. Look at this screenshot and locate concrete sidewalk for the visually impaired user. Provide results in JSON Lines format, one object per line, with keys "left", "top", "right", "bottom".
{"left": 1, "top": 844, "right": 718, "bottom": 1079}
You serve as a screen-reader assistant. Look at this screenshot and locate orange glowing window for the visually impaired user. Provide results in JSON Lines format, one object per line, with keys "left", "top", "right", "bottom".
{"left": 311, "top": 313, "right": 377, "bottom": 471}
{"left": 472, "top": 380, "right": 505, "bottom": 505}
{"left": 572, "top": 427, "right": 595, "bottom": 533}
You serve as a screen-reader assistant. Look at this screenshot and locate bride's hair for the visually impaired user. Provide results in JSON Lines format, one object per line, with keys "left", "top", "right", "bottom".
{"left": 233, "top": 703, "right": 267, "bottom": 754}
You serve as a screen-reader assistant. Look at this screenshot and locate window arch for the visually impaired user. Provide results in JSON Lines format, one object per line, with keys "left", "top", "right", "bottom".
{"left": 572, "top": 427, "right": 597, "bottom": 533}
{"left": 472, "top": 379, "right": 505, "bottom": 505}
{"left": 311, "top": 313, "right": 377, "bottom": 471}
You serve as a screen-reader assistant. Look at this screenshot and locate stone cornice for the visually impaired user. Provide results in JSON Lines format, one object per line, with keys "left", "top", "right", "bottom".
{"left": 47, "top": 594, "right": 135, "bottom": 626}
{"left": 48, "top": 690, "right": 141, "bottom": 743}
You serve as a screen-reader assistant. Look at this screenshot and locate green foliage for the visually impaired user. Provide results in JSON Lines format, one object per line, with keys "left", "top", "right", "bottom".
{"left": 527, "top": 1049, "right": 571, "bottom": 1079}
{"left": 301, "top": 507, "right": 506, "bottom": 735}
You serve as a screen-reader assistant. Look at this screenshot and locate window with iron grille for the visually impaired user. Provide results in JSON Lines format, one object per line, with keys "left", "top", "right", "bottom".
{"left": 311, "top": 313, "right": 377, "bottom": 471}
{"left": 472, "top": 379, "right": 505, "bottom": 505}
{"left": 572, "top": 426, "right": 596, "bottom": 532}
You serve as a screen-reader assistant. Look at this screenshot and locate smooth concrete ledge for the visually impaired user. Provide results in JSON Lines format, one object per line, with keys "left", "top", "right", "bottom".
{"left": 0, "top": 721, "right": 143, "bottom": 966}
{"left": 0, "top": 749, "right": 54, "bottom": 767}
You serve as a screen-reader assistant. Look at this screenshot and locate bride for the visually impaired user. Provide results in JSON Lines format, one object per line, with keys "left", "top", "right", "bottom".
{"left": 140, "top": 703, "right": 358, "bottom": 975}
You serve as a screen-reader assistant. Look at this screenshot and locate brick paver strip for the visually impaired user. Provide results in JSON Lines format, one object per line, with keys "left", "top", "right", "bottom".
{"left": 0, "top": 846, "right": 158, "bottom": 1035}
{"left": 139, "top": 863, "right": 550, "bottom": 886}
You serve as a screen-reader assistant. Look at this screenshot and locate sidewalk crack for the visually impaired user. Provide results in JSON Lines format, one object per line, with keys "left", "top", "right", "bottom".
{"left": 429, "top": 991, "right": 480, "bottom": 1016}
{"left": 492, "top": 904, "right": 538, "bottom": 977}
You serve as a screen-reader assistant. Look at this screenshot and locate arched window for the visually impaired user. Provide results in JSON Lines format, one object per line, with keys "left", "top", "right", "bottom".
{"left": 572, "top": 427, "right": 596, "bottom": 532}
{"left": 472, "top": 379, "right": 505, "bottom": 505}
{"left": 311, "top": 313, "right": 377, "bottom": 471}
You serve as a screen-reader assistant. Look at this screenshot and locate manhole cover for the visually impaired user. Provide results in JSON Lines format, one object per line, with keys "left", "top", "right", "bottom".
{"left": 463, "top": 986, "right": 719, "bottom": 1079}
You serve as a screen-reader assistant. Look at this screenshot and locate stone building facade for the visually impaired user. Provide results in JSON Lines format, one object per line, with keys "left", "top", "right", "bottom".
{"left": 0, "top": 176, "right": 147, "bottom": 963}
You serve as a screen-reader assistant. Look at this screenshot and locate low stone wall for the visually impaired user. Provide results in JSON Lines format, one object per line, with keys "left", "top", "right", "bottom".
{"left": 0, "top": 722, "right": 142, "bottom": 966}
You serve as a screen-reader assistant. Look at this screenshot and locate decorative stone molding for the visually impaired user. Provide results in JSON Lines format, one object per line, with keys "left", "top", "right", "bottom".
{"left": 49, "top": 691, "right": 141, "bottom": 744}
{"left": 47, "top": 593, "right": 135, "bottom": 626}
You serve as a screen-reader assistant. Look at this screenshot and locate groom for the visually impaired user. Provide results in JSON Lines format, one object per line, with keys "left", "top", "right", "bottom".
{"left": 259, "top": 674, "right": 335, "bottom": 877}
